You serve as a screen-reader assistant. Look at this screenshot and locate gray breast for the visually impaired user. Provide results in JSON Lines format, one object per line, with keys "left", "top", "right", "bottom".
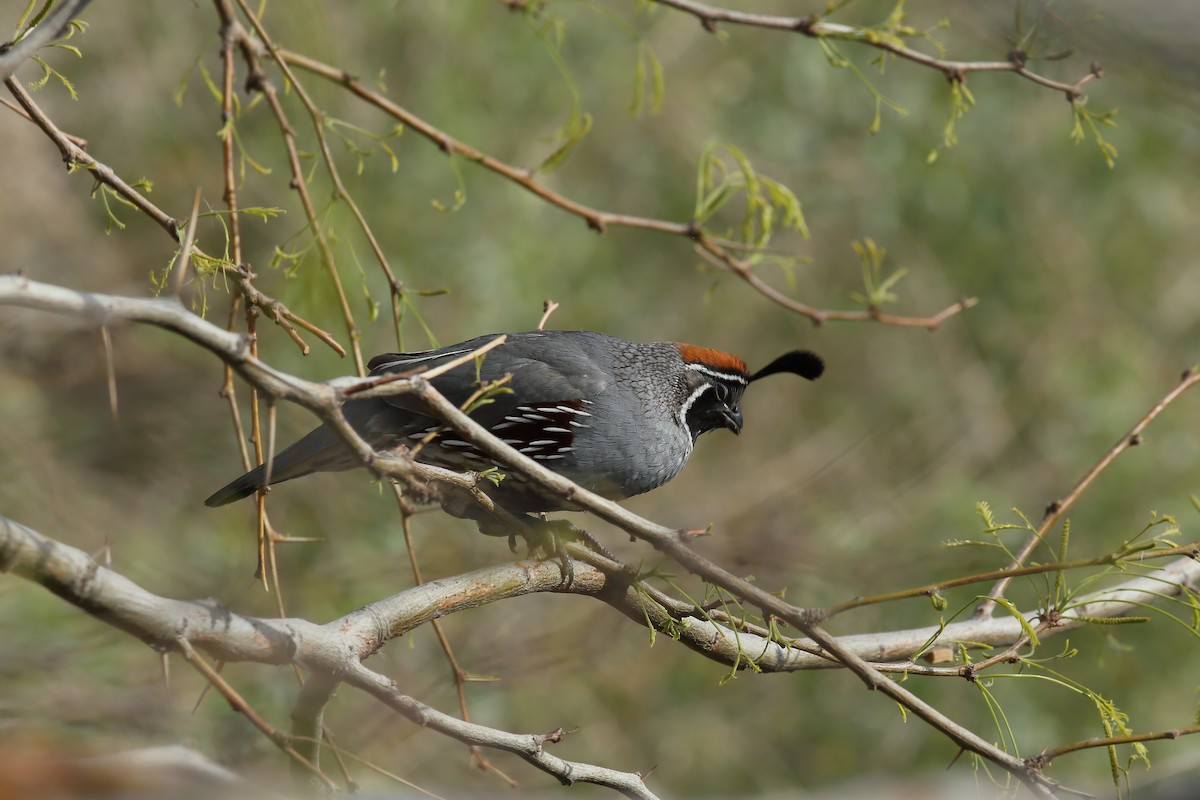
{"left": 562, "top": 340, "right": 693, "bottom": 499}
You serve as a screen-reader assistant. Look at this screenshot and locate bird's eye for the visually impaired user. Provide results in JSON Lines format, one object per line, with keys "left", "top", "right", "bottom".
{"left": 713, "top": 382, "right": 730, "bottom": 402}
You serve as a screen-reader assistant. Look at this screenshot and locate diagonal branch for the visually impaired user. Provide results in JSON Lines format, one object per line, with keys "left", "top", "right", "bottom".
{"left": 221, "top": 0, "right": 366, "bottom": 374}
{"left": 978, "top": 365, "right": 1200, "bottom": 617}
{"left": 0, "top": 0, "right": 94, "bottom": 81}
{"left": 2, "top": 76, "right": 344, "bottom": 358}
{"left": 12, "top": 275, "right": 1192, "bottom": 792}
{"left": 0, "top": 274, "right": 1058, "bottom": 794}
{"left": 277, "top": 49, "right": 973, "bottom": 331}
{"left": 0, "top": 515, "right": 659, "bottom": 799}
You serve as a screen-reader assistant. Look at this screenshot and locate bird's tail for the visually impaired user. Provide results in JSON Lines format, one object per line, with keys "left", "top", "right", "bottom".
{"left": 203, "top": 425, "right": 353, "bottom": 507}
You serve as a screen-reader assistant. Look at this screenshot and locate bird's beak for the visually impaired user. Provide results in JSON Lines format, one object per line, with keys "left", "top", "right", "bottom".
{"left": 720, "top": 406, "right": 743, "bottom": 435}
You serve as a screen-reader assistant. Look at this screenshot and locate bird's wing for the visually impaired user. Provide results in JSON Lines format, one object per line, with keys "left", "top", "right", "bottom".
{"left": 367, "top": 332, "right": 611, "bottom": 422}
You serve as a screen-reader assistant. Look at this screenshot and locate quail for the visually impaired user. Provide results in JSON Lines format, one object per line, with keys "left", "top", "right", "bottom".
{"left": 204, "top": 331, "right": 823, "bottom": 516}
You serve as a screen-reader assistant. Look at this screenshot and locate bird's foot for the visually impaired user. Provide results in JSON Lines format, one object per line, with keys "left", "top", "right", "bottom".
{"left": 470, "top": 513, "right": 576, "bottom": 588}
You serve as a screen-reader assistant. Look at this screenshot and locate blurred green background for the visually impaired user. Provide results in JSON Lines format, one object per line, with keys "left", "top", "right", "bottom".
{"left": 2, "top": 1, "right": 1199, "bottom": 796}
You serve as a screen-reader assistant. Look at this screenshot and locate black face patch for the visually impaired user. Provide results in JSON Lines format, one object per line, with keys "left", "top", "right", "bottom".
{"left": 680, "top": 378, "right": 745, "bottom": 440}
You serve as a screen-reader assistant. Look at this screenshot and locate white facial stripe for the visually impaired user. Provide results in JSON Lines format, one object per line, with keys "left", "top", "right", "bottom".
{"left": 677, "top": 383, "right": 712, "bottom": 430}
{"left": 684, "top": 363, "right": 748, "bottom": 385}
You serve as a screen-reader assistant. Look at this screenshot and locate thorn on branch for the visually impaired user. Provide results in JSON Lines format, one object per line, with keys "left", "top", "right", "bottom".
{"left": 1008, "top": 48, "right": 1028, "bottom": 69}
{"left": 1090, "top": 61, "right": 1104, "bottom": 79}
{"left": 684, "top": 220, "right": 702, "bottom": 241}
{"left": 538, "top": 726, "right": 571, "bottom": 746}
{"left": 677, "top": 527, "right": 712, "bottom": 543}
{"left": 795, "top": 15, "right": 817, "bottom": 36}
{"left": 1044, "top": 500, "right": 1062, "bottom": 517}
{"left": 1128, "top": 433, "right": 1143, "bottom": 446}
{"left": 924, "top": 646, "right": 955, "bottom": 664}
{"left": 699, "top": 16, "right": 718, "bottom": 34}
{"left": 585, "top": 215, "right": 606, "bottom": 234}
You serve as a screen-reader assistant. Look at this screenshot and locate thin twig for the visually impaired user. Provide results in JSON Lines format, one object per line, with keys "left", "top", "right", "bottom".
{"left": 978, "top": 366, "right": 1200, "bottom": 617}
{"left": 0, "top": 0, "right": 94, "bottom": 81}
{"left": 100, "top": 324, "right": 117, "bottom": 420}
{"left": 651, "top": 0, "right": 1102, "bottom": 101}
{"left": 393, "top": 490, "right": 520, "bottom": 786}
{"left": 172, "top": 188, "right": 203, "bottom": 297}
{"left": 6, "top": 76, "right": 180, "bottom": 236}
{"left": 537, "top": 299, "right": 560, "bottom": 331}
{"left": 278, "top": 49, "right": 974, "bottom": 331}
{"left": 5, "top": 75, "right": 344, "bottom": 357}
{"left": 177, "top": 639, "right": 336, "bottom": 789}
{"left": 226, "top": 0, "right": 366, "bottom": 375}
{"left": 826, "top": 541, "right": 1200, "bottom": 617}
{"left": 0, "top": 94, "right": 87, "bottom": 147}
{"left": 1031, "top": 724, "right": 1200, "bottom": 768}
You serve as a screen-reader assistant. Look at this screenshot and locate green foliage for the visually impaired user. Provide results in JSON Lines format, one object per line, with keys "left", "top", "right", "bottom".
{"left": 1071, "top": 99, "right": 1119, "bottom": 169}
{"left": 429, "top": 155, "right": 466, "bottom": 213}
{"left": 693, "top": 141, "right": 808, "bottom": 256}
{"left": 12, "top": 1, "right": 87, "bottom": 99}
{"left": 629, "top": 39, "right": 664, "bottom": 117}
{"left": 816, "top": 37, "right": 908, "bottom": 136}
{"left": 927, "top": 79, "right": 975, "bottom": 164}
{"left": 848, "top": 238, "right": 907, "bottom": 309}
{"left": 326, "top": 119, "right": 404, "bottom": 176}
{"left": 89, "top": 177, "right": 152, "bottom": 235}
{"left": 5, "top": 2, "right": 1198, "bottom": 796}
{"left": 522, "top": 8, "right": 593, "bottom": 174}
{"left": 477, "top": 466, "right": 504, "bottom": 487}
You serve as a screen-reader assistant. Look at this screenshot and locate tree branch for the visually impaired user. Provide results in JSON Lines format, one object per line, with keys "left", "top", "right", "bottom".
{"left": 6, "top": 274, "right": 1193, "bottom": 796}
{"left": 650, "top": 0, "right": 1102, "bottom": 101}
{"left": 0, "top": 515, "right": 659, "bottom": 798}
{"left": 1, "top": 77, "right": 345, "bottom": 358}
{"left": 978, "top": 365, "right": 1200, "bottom": 617}
{"left": 277, "top": 48, "right": 973, "bottom": 331}
{"left": 0, "top": 0, "right": 93, "bottom": 81}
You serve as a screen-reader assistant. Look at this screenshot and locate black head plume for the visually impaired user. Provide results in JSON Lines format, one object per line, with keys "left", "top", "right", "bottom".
{"left": 749, "top": 350, "right": 824, "bottom": 383}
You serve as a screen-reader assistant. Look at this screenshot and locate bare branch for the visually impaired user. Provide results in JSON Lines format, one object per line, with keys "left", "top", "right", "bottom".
{"left": 6, "top": 274, "right": 1192, "bottom": 796}
{"left": 2, "top": 77, "right": 344, "bottom": 357}
{"left": 979, "top": 365, "right": 1200, "bottom": 616}
{"left": 222, "top": 0, "right": 366, "bottom": 374}
{"left": 650, "top": 0, "right": 1102, "bottom": 101}
{"left": 0, "top": 515, "right": 659, "bottom": 798}
{"left": 278, "top": 48, "right": 973, "bottom": 331}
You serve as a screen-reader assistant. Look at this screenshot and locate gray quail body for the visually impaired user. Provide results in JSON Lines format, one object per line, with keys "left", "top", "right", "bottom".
{"left": 204, "top": 331, "right": 822, "bottom": 513}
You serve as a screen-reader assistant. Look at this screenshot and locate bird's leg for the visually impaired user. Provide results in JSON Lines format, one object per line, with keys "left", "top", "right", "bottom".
{"left": 464, "top": 509, "right": 575, "bottom": 588}
{"left": 542, "top": 519, "right": 620, "bottom": 563}
{"left": 505, "top": 515, "right": 574, "bottom": 589}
